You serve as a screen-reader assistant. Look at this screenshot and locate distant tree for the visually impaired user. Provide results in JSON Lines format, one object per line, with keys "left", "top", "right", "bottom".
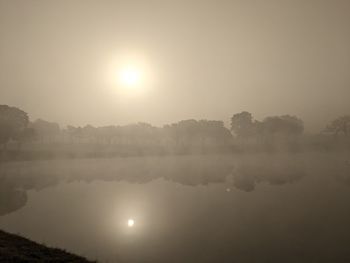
{"left": 0, "top": 105, "right": 29, "bottom": 149}
{"left": 198, "top": 120, "right": 232, "bottom": 145}
{"left": 164, "top": 119, "right": 199, "bottom": 147}
{"left": 125, "top": 122, "right": 160, "bottom": 145}
{"left": 97, "top": 126, "right": 118, "bottom": 144}
{"left": 0, "top": 121, "right": 12, "bottom": 147}
{"left": 12, "top": 127, "right": 36, "bottom": 151}
{"left": 164, "top": 119, "right": 232, "bottom": 152}
{"left": 31, "top": 119, "right": 60, "bottom": 142}
{"left": 260, "top": 115, "right": 304, "bottom": 137}
{"left": 256, "top": 115, "right": 304, "bottom": 151}
{"left": 324, "top": 115, "right": 350, "bottom": 136}
{"left": 66, "top": 125, "right": 83, "bottom": 143}
{"left": 81, "top": 125, "right": 97, "bottom": 143}
{"left": 230, "top": 111, "right": 257, "bottom": 138}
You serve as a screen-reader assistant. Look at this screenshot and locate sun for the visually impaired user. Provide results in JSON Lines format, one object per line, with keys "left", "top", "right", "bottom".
{"left": 127, "top": 219, "right": 135, "bottom": 227}
{"left": 118, "top": 67, "right": 141, "bottom": 88}
{"left": 107, "top": 53, "right": 154, "bottom": 94}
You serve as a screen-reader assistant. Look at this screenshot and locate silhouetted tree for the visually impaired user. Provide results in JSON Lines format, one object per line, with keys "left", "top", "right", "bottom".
{"left": 12, "top": 127, "right": 36, "bottom": 151}
{"left": 121, "top": 123, "right": 159, "bottom": 145}
{"left": 260, "top": 115, "right": 304, "bottom": 137}
{"left": 230, "top": 111, "right": 256, "bottom": 138}
{"left": 81, "top": 125, "right": 98, "bottom": 143}
{"left": 198, "top": 120, "right": 232, "bottom": 145}
{"left": 324, "top": 115, "right": 350, "bottom": 136}
{"left": 164, "top": 119, "right": 231, "bottom": 152}
{"left": 96, "top": 126, "right": 118, "bottom": 144}
{"left": 31, "top": 119, "right": 60, "bottom": 142}
{"left": 255, "top": 115, "right": 304, "bottom": 151}
{"left": 0, "top": 105, "right": 29, "bottom": 150}
{"left": 164, "top": 119, "right": 199, "bottom": 148}
{"left": 66, "top": 125, "right": 84, "bottom": 143}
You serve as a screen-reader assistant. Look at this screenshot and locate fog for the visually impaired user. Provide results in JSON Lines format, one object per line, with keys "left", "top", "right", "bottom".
{"left": 1, "top": 0, "right": 350, "bottom": 131}
{"left": 1, "top": 153, "right": 350, "bottom": 262}
{"left": 1, "top": 1, "right": 350, "bottom": 262}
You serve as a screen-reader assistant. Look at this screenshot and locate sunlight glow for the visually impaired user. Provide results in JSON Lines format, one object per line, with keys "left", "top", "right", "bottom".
{"left": 119, "top": 67, "right": 141, "bottom": 87}
{"left": 106, "top": 53, "right": 155, "bottom": 95}
{"left": 127, "top": 219, "right": 135, "bottom": 227}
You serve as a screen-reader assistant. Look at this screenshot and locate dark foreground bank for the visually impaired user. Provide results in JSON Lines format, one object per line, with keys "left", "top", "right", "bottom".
{"left": 0, "top": 230, "right": 94, "bottom": 262}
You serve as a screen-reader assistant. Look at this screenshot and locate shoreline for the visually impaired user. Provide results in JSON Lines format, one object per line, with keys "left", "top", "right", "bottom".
{"left": 0, "top": 230, "right": 94, "bottom": 262}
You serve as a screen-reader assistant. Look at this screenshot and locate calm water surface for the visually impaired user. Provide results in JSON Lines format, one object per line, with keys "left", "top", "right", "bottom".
{"left": 0, "top": 153, "right": 350, "bottom": 263}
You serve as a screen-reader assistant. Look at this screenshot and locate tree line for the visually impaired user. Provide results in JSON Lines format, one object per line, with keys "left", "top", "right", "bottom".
{"left": 0, "top": 104, "right": 349, "bottom": 159}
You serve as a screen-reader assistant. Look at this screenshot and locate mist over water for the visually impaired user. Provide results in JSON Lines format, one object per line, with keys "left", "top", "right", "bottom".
{"left": 1, "top": 1, "right": 350, "bottom": 262}
{"left": 1, "top": 153, "right": 350, "bottom": 262}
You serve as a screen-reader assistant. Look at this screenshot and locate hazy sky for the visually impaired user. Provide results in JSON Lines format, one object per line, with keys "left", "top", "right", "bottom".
{"left": 1, "top": 0, "right": 349, "bottom": 131}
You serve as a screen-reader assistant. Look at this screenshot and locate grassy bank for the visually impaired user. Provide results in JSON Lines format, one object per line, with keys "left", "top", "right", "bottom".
{"left": 0, "top": 230, "right": 94, "bottom": 262}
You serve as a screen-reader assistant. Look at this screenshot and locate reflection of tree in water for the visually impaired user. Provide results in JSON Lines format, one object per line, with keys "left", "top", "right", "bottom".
{"left": 232, "top": 161, "right": 306, "bottom": 192}
{"left": 162, "top": 160, "right": 233, "bottom": 186}
{"left": 333, "top": 160, "right": 350, "bottom": 186}
{"left": 0, "top": 172, "right": 61, "bottom": 216}
{"left": 0, "top": 156, "right": 306, "bottom": 215}
{"left": 0, "top": 184, "right": 27, "bottom": 216}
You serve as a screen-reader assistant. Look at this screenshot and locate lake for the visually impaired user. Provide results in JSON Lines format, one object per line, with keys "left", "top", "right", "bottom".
{"left": 1, "top": 153, "right": 350, "bottom": 263}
